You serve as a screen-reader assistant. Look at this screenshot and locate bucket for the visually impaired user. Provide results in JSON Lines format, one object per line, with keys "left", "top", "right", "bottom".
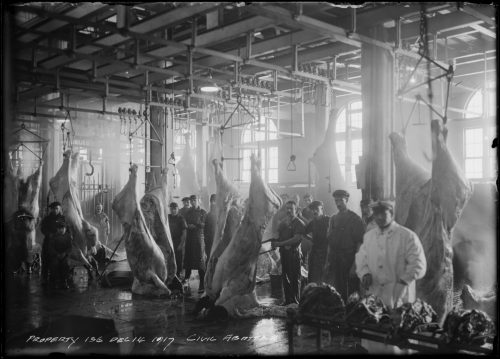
{"left": 72, "top": 266, "right": 88, "bottom": 288}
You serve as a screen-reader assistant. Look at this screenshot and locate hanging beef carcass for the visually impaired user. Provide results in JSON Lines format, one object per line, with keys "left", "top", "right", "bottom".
{"left": 389, "top": 120, "right": 472, "bottom": 321}
{"left": 112, "top": 164, "right": 170, "bottom": 296}
{"left": 207, "top": 154, "right": 281, "bottom": 317}
{"left": 140, "top": 169, "right": 181, "bottom": 292}
{"left": 176, "top": 133, "right": 200, "bottom": 197}
{"left": 6, "top": 165, "right": 43, "bottom": 272}
{"left": 49, "top": 151, "right": 99, "bottom": 262}
{"left": 310, "top": 108, "right": 346, "bottom": 214}
{"left": 204, "top": 157, "right": 241, "bottom": 300}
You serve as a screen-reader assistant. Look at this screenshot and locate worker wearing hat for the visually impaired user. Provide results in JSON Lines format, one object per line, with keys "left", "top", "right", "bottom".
{"left": 303, "top": 200, "right": 330, "bottom": 283}
{"left": 168, "top": 202, "right": 187, "bottom": 279}
{"left": 360, "top": 199, "right": 377, "bottom": 233}
{"left": 47, "top": 217, "right": 73, "bottom": 289}
{"left": 324, "top": 189, "right": 365, "bottom": 301}
{"left": 355, "top": 200, "right": 427, "bottom": 308}
{"left": 179, "top": 197, "right": 191, "bottom": 219}
{"left": 184, "top": 194, "right": 207, "bottom": 293}
{"left": 355, "top": 200, "right": 426, "bottom": 353}
{"left": 40, "top": 201, "right": 66, "bottom": 286}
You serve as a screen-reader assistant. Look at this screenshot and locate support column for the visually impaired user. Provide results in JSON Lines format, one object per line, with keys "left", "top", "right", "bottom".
{"left": 3, "top": 9, "right": 14, "bottom": 178}
{"left": 361, "top": 26, "right": 394, "bottom": 202}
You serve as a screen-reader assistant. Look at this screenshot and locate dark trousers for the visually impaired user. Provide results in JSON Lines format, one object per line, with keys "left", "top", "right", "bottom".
{"left": 49, "top": 255, "right": 70, "bottom": 284}
{"left": 280, "top": 248, "right": 301, "bottom": 305}
{"left": 41, "top": 238, "right": 50, "bottom": 282}
{"left": 328, "top": 253, "right": 359, "bottom": 302}
{"left": 174, "top": 249, "right": 184, "bottom": 277}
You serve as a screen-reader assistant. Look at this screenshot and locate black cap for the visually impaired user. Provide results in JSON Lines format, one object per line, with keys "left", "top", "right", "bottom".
{"left": 369, "top": 201, "right": 394, "bottom": 212}
{"left": 189, "top": 194, "right": 198, "bottom": 200}
{"left": 308, "top": 200, "right": 324, "bottom": 210}
{"left": 182, "top": 197, "right": 190, "bottom": 202}
{"left": 332, "top": 189, "right": 349, "bottom": 199}
{"left": 169, "top": 202, "right": 178, "bottom": 208}
{"left": 49, "top": 201, "right": 62, "bottom": 208}
{"left": 360, "top": 199, "right": 373, "bottom": 207}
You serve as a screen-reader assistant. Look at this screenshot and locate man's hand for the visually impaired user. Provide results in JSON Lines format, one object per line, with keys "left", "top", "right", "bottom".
{"left": 187, "top": 224, "right": 196, "bottom": 229}
{"left": 361, "top": 273, "right": 372, "bottom": 289}
{"left": 271, "top": 240, "right": 278, "bottom": 250}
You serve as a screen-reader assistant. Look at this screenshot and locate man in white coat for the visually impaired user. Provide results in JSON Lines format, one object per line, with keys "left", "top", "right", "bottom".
{"left": 355, "top": 200, "right": 427, "bottom": 308}
{"left": 355, "top": 200, "right": 427, "bottom": 353}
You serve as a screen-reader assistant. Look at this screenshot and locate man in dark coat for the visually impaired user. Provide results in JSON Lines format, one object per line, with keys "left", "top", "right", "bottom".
{"left": 204, "top": 194, "right": 217, "bottom": 262}
{"left": 272, "top": 200, "right": 306, "bottom": 305}
{"left": 168, "top": 202, "right": 187, "bottom": 279}
{"left": 304, "top": 200, "right": 330, "bottom": 284}
{"left": 325, "top": 190, "right": 365, "bottom": 301}
{"left": 48, "top": 218, "right": 73, "bottom": 289}
{"left": 184, "top": 194, "right": 207, "bottom": 293}
{"left": 40, "top": 201, "right": 66, "bottom": 286}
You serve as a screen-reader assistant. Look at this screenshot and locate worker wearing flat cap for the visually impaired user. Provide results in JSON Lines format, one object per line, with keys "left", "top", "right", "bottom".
{"left": 179, "top": 197, "right": 191, "bottom": 219}
{"left": 184, "top": 194, "right": 207, "bottom": 293}
{"left": 303, "top": 200, "right": 330, "bottom": 283}
{"left": 355, "top": 200, "right": 427, "bottom": 308}
{"left": 324, "top": 189, "right": 365, "bottom": 301}
{"left": 168, "top": 202, "right": 187, "bottom": 279}
{"left": 40, "top": 201, "right": 66, "bottom": 286}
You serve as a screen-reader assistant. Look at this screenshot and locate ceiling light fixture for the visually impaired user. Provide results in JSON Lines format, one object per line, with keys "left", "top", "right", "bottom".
{"left": 200, "top": 71, "right": 220, "bottom": 93}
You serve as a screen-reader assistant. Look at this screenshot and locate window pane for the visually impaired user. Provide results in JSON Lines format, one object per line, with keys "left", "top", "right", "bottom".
{"left": 465, "top": 91, "right": 483, "bottom": 119}
{"left": 350, "top": 112, "right": 362, "bottom": 130}
{"left": 336, "top": 141, "right": 346, "bottom": 165}
{"left": 465, "top": 159, "right": 483, "bottom": 178}
{"left": 269, "top": 169, "right": 278, "bottom": 183}
{"left": 336, "top": 109, "right": 346, "bottom": 133}
{"left": 350, "top": 101, "right": 362, "bottom": 110}
{"left": 351, "top": 139, "right": 363, "bottom": 165}
{"left": 465, "top": 128, "right": 483, "bottom": 157}
{"left": 268, "top": 118, "right": 278, "bottom": 140}
{"left": 269, "top": 147, "right": 278, "bottom": 168}
{"left": 242, "top": 170, "right": 250, "bottom": 183}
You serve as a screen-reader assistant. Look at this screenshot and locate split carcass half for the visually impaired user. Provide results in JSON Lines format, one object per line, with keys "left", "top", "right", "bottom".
{"left": 204, "top": 157, "right": 241, "bottom": 300}
{"left": 112, "top": 164, "right": 170, "bottom": 296}
{"left": 176, "top": 133, "right": 200, "bottom": 197}
{"left": 49, "top": 150, "right": 99, "bottom": 266}
{"left": 210, "top": 154, "right": 281, "bottom": 317}
{"left": 310, "top": 108, "right": 346, "bottom": 214}
{"left": 389, "top": 121, "right": 472, "bottom": 322}
{"left": 6, "top": 165, "right": 43, "bottom": 271}
{"left": 141, "top": 169, "right": 181, "bottom": 291}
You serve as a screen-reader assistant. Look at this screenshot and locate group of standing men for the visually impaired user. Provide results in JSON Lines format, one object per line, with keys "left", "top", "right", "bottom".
{"left": 40, "top": 202, "right": 110, "bottom": 289}
{"left": 168, "top": 194, "right": 218, "bottom": 294}
{"left": 271, "top": 190, "right": 427, "bottom": 311}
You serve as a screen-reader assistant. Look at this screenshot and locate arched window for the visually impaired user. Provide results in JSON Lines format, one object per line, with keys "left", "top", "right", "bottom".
{"left": 240, "top": 116, "right": 278, "bottom": 183}
{"left": 463, "top": 87, "right": 496, "bottom": 180}
{"left": 335, "top": 100, "right": 363, "bottom": 184}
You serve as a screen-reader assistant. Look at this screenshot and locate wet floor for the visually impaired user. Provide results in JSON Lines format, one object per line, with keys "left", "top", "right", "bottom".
{"left": 5, "top": 262, "right": 366, "bottom": 356}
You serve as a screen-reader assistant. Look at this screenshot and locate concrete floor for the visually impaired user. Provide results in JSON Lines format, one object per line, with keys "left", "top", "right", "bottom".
{"left": 5, "top": 262, "right": 367, "bottom": 356}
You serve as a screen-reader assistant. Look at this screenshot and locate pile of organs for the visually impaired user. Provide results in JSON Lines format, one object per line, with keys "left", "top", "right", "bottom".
{"left": 286, "top": 285, "right": 496, "bottom": 354}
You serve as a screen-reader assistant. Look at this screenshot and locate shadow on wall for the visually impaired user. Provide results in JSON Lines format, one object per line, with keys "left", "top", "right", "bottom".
{"left": 452, "top": 182, "right": 497, "bottom": 290}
